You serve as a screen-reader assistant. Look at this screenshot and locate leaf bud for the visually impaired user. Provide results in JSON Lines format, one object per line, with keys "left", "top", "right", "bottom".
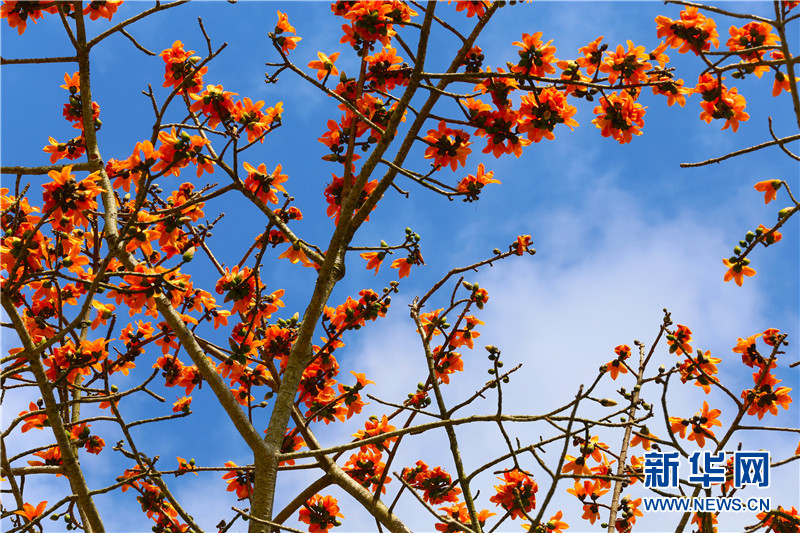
{"left": 778, "top": 207, "right": 792, "bottom": 219}
{"left": 599, "top": 398, "right": 617, "bottom": 407}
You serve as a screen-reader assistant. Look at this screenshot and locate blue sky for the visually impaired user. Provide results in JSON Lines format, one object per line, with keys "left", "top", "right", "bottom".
{"left": 1, "top": 2, "right": 798, "bottom": 532}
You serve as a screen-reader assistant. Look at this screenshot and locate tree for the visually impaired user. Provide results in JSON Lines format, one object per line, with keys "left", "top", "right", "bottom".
{"left": 1, "top": 1, "right": 798, "bottom": 533}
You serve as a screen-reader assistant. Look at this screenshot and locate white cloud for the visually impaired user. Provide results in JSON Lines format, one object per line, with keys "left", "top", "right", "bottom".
{"left": 342, "top": 175, "right": 798, "bottom": 532}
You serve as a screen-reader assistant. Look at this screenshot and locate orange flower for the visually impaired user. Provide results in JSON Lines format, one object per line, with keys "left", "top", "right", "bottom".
{"left": 686, "top": 401, "right": 722, "bottom": 448}
{"left": 753, "top": 179, "right": 781, "bottom": 204}
{"left": 656, "top": 7, "right": 719, "bottom": 55}
{"left": 757, "top": 223, "right": 782, "bottom": 245}
{"left": 771, "top": 52, "right": 792, "bottom": 96}
{"left": 517, "top": 87, "right": 578, "bottom": 143}
{"left": 222, "top": 461, "right": 253, "bottom": 499}
{"left": 677, "top": 350, "right": 721, "bottom": 393}
{"left": 243, "top": 162, "right": 288, "bottom": 205}
{"left": 365, "top": 47, "right": 410, "bottom": 91}
{"left": 1, "top": 1, "right": 49, "bottom": 35}
{"left": 160, "top": 40, "right": 208, "bottom": 94}
{"left": 629, "top": 427, "right": 656, "bottom": 450}
{"left": 28, "top": 446, "right": 62, "bottom": 468}
{"left": 757, "top": 506, "right": 799, "bottom": 533}
{"left": 423, "top": 121, "right": 472, "bottom": 171}
{"left": 511, "top": 32, "right": 557, "bottom": 78}
{"left": 43, "top": 135, "right": 86, "bottom": 163}
{"left": 343, "top": 449, "right": 388, "bottom": 494}
{"left": 436, "top": 503, "right": 494, "bottom": 533}
{"left": 298, "top": 494, "right": 343, "bottom": 533}
{"left": 452, "top": 0, "right": 492, "bottom": 18}
{"left": 513, "top": 235, "right": 532, "bottom": 255}
{"left": 391, "top": 256, "right": 415, "bottom": 278}
{"left": 308, "top": 51, "right": 340, "bottom": 81}
{"left": 360, "top": 251, "right": 385, "bottom": 274}
{"left": 592, "top": 91, "right": 646, "bottom": 144}
{"left": 177, "top": 456, "right": 198, "bottom": 475}
{"left": 523, "top": 511, "right": 568, "bottom": 533}
{"left": 189, "top": 85, "right": 237, "bottom": 130}
{"left": 90, "top": 300, "right": 116, "bottom": 330}
{"left": 432, "top": 346, "right": 463, "bottom": 384}
{"left": 14, "top": 501, "right": 47, "bottom": 523}
{"left": 726, "top": 22, "right": 779, "bottom": 78}
{"left": 742, "top": 371, "right": 792, "bottom": 419}
{"left": 489, "top": 469, "right": 538, "bottom": 519}
{"left": 762, "top": 328, "right": 781, "bottom": 346}
{"left": 650, "top": 73, "right": 688, "bottom": 107}
{"left": 615, "top": 497, "right": 643, "bottom": 531}
{"left": 172, "top": 396, "right": 192, "bottom": 413}
{"left": 83, "top": 0, "right": 122, "bottom": 21}
{"left": 279, "top": 242, "right": 314, "bottom": 267}
{"left": 352, "top": 415, "right": 397, "bottom": 452}
{"left": 599, "top": 40, "right": 651, "bottom": 86}
{"left": 562, "top": 454, "right": 592, "bottom": 476}
{"left": 42, "top": 166, "right": 104, "bottom": 231}
{"left": 18, "top": 402, "right": 47, "bottom": 432}
{"left": 576, "top": 36, "right": 605, "bottom": 75}
{"left": 698, "top": 85, "right": 749, "bottom": 132}
{"left": 667, "top": 324, "right": 693, "bottom": 355}
{"left": 606, "top": 344, "right": 631, "bottom": 380}
{"left": 722, "top": 258, "right": 756, "bottom": 287}
{"left": 457, "top": 163, "right": 500, "bottom": 201}
{"left": 274, "top": 11, "right": 301, "bottom": 55}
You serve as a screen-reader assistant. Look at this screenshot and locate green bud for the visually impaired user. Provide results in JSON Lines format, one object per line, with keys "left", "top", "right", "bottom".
{"left": 745, "top": 231, "right": 755, "bottom": 242}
